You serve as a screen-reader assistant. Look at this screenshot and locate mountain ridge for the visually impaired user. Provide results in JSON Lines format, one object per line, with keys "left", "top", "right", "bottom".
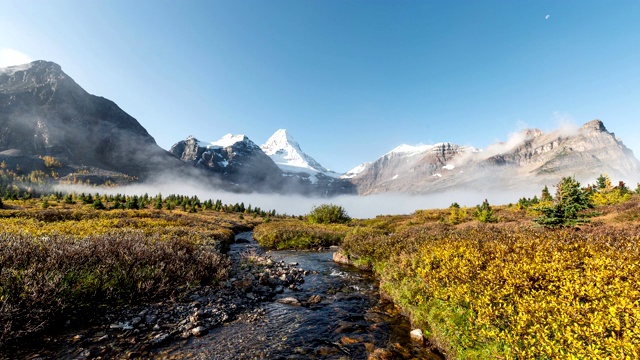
{"left": 169, "top": 131, "right": 356, "bottom": 196}
{"left": 1, "top": 60, "right": 638, "bottom": 196}
{"left": 0, "top": 60, "right": 188, "bottom": 184}
{"left": 348, "top": 119, "right": 640, "bottom": 194}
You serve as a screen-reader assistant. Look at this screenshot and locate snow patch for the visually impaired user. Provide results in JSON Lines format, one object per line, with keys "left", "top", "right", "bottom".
{"left": 443, "top": 164, "right": 455, "bottom": 170}
{"left": 261, "top": 129, "right": 339, "bottom": 178}
{"left": 209, "top": 134, "right": 247, "bottom": 148}
{"left": 342, "top": 162, "right": 369, "bottom": 179}
{"left": 388, "top": 144, "right": 434, "bottom": 156}
{"left": 192, "top": 134, "right": 254, "bottom": 149}
{"left": 392, "top": 174, "right": 399, "bottom": 180}
{"left": 433, "top": 173, "right": 442, "bottom": 177}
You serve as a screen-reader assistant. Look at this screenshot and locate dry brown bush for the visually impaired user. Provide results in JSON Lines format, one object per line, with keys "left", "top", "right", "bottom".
{"left": 0, "top": 230, "right": 230, "bottom": 346}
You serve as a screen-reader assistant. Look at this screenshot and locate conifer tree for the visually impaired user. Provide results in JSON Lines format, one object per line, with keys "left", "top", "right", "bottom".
{"left": 534, "top": 177, "right": 593, "bottom": 227}
{"left": 93, "top": 198, "right": 105, "bottom": 210}
{"left": 474, "top": 199, "right": 497, "bottom": 223}
{"left": 541, "top": 185, "right": 553, "bottom": 202}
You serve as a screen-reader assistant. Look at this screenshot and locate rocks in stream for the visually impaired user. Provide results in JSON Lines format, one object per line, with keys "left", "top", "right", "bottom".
{"left": 307, "top": 294, "right": 322, "bottom": 305}
{"left": 333, "top": 251, "right": 351, "bottom": 265}
{"left": 190, "top": 326, "right": 209, "bottom": 337}
{"left": 39, "top": 250, "right": 310, "bottom": 358}
{"left": 276, "top": 297, "right": 302, "bottom": 306}
{"left": 410, "top": 328, "right": 426, "bottom": 344}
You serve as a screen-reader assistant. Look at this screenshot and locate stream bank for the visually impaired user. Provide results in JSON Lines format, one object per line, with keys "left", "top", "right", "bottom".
{"left": 3, "top": 232, "right": 441, "bottom": 359}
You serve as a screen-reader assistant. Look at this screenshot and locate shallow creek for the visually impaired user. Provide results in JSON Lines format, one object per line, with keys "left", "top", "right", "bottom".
{"left": 155, "top": 232, "right": 441, "bottom": 359}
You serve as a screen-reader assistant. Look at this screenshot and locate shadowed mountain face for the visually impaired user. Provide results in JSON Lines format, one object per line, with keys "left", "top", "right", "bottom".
{"left": 169, "top": 135, "right": 357, "bottom": 196}
{"left": 169, "top": 135, "right": 285, "bottom": 192}
{"left": 0, "top": 61, "right": 184, "bottom": 181}
{"left": 349, "top": 120, "right": 640, "bottom": 194}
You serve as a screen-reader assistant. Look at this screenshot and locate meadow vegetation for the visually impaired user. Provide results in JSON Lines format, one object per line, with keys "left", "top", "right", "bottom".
{"left": 0, "top": 194, "right": 280, "bottom": 348}
{"left": 3, "top": 173, "right": 640, "bottom": 357}
{"left": 354, "top": 176, "right": 640, "bottom": 358}
{"left": 254, "top": 220, "right": 349, "bottom": 249}
{"left": 254, "top": 204, "right": 351, "bottom": 249}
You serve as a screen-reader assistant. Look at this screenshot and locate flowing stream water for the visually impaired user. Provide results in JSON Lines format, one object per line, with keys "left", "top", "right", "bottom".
{"left": 155, "top": 232, "right": 442, "bottom": 359}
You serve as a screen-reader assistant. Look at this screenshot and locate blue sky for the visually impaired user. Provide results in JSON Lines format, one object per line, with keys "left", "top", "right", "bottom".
{"left": 1, "top": 0, "right": 639, "bottom": 173}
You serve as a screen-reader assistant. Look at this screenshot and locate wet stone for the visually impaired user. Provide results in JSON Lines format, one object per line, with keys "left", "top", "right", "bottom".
{"left": 410, "top": 328, "right": 425, "bottom": 344}
{"left": 307, "top": 294, "right": 322, "bottom": 305}
{"left": 276, "top": 297, "right": 301, "bottom": 306}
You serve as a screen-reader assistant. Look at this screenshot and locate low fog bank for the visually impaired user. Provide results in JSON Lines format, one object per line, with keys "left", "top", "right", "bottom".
{"left": 55, "top": 177, "right": 541, "bottom": 218}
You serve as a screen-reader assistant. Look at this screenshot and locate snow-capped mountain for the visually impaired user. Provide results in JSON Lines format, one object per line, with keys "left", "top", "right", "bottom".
{"left": 260, "top": 129, "right": 339, "bottom": 183}
{"left": 349, "top": 120, "right": 640, "bottom": 194}
{"left": 6, "top": 61, "right": 637, "bottom": 198}
{"left": 170, "top": 132, "right": 356, "bottom": 196}
{"left": 199, "top": 134, "right": 260, "bottom": 150}
{"left": 169, "top": 134, "right": 284, "bottom": 192}
{"left": 172, "top": 121, "right": 640, "bottom": 196}
{"left": 341, "top": 162, "right": 370, "bottom": 179}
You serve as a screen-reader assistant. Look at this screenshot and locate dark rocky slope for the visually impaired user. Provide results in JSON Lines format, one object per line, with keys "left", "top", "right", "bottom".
{"left": 0, "top": 61, "right": 185, "bottom": 182}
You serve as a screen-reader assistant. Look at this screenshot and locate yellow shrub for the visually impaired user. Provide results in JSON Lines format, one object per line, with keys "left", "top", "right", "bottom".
{"left": 376, "top": 227, "right": 640, "bottom": 358}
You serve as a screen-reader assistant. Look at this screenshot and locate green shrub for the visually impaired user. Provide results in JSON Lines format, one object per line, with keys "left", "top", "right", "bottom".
{"left": 92, "top": 198, "right": 105, "bottom": 210}
{"left": 307, "top": 204, "right": 351, "bottom": 224}
{"left": 474, "top": 199, "right": 497, "bottom": 223}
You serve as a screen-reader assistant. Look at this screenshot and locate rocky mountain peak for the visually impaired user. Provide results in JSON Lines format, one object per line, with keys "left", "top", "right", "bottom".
{"left": 0, "top": 60, "right": 187, "bottom": 181}
{"left": 581, "top": 119, "right": 607, "bottom": 132}
{"left": 260, "top": 129, "right": 332, "bottom": 175}
{"left": 522, "top": 128, "right": 544, "bottom": 139}
{"left": 0, "top": 60, "right": 73, "bottom": 94}
{"left": 261, "top": 129, "right": 301, "bottom": 153}
{"left": 349, "top": 119, "right": 639, "bottom": 195}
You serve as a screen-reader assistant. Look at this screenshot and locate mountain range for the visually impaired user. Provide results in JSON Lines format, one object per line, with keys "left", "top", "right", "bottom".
{"left": 1, "top": 61, "right": 638, "bottom": 196}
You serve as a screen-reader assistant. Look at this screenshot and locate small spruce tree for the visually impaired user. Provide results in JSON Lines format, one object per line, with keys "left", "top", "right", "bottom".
{"left": 92, "top": 198, "right": 105, "bottom": 210}
{"left": 534, "top": 176, "right": 593, "bottom": 227}
{"left": 541, "top": 185, "right": 553, "bottom": 202}
{"left": 596, "top": 174, "right": 612, "bottom": 191}
{"left": 154, "top": 195, "right": 163, "bottom": 210}
{"left": 474, "top": 199, "right": 497, "bottom": 223}
{"left": 124, "top": 196, "right": 139, "bottom": 210}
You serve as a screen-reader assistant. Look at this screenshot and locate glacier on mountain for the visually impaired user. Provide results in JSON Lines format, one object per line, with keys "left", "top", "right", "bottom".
{"left": 260, "top": 129, "right": 339, "bottom": 182}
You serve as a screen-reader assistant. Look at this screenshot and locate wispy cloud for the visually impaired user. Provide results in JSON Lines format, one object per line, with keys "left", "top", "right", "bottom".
{"left": 0, "top": 48, "right": 32, "bottom": 68}
{"left": 552, "top": 111, "right": 579, "bottom": 137}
